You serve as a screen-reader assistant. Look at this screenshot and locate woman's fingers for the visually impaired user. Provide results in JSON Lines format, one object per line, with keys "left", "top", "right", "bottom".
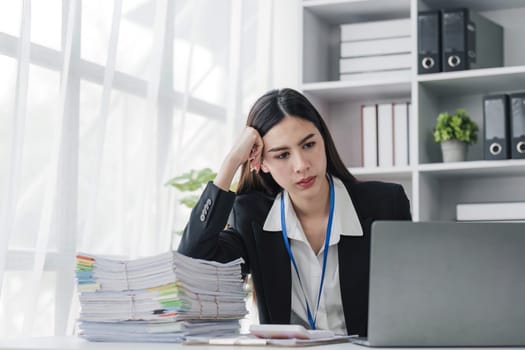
{"left": 245, "top": 127, "right": 263, "bottom": 173}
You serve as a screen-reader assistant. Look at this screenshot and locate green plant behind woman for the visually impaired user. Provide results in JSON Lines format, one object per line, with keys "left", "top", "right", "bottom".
{"left": 166, "top": 168, "right": 217, "bottom": 209}
{"left": 433, "top": 108, "right": 479, "bottom": 145}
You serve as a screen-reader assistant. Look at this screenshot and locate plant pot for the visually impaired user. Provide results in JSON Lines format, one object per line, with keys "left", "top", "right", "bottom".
{"left": 441, "top": 140, "right": 467, "bottom": 162}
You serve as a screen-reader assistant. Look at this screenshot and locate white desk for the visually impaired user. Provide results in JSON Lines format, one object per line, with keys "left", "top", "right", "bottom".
{"left": 0, "top": 337, "right": 523, "bottom": 350}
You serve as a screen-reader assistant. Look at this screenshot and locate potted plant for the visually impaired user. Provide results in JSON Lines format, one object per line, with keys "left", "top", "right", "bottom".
{"left": 433, "top": 109, "right": 479, "bottom": 162}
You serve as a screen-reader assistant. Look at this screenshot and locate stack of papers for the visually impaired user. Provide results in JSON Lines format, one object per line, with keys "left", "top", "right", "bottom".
{"left": 75, "top": 251, "right": 247, "bottom": 342}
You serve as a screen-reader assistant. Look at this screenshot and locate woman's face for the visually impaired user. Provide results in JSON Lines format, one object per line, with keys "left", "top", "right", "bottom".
{"left": 260, "top": 115, "right": 327, "bottom": 200}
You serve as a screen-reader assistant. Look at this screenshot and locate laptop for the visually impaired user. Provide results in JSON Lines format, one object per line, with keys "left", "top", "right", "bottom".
{"left": 356, "top": 221, "right": 525, "bottom": 347}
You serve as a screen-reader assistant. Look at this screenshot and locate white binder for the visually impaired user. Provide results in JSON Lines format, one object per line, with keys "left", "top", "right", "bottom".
{"left": 361, "top": 105, "right": 378, "bottom": 168}
{"left": 341, "top": 18, "right": 411, "bottom": 42}
{"left": 377, "top": 103, "right": 394, "bottom": 167}
{"left": 340, "top": 53, "right": 411, "bottom": 73}
{"left": 341, "top": 37, "right": 411, "bottom": 58}
{"left": 340, "top": 69, "right": 411, "bottom": 82}
{"left": 456, "top": 202, "right": 525, "bottom": 221}
{"left": 393, "top": 103, "right": 409, "bottom": 166}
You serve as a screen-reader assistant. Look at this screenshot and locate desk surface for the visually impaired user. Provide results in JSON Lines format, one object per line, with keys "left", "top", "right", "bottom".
{"left": 0, "top": 337, "right": 523, "bottom": 350}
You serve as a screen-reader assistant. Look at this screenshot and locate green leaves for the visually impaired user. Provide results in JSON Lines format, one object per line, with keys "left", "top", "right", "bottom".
{"left": 165, "top": 168, "right": 217, "bottom": 208}
{"left": 165, "top": 168, "right": 216, "bottom": 191}
{"left": 179, "top": 195, "right": 199, "bottom": 209}
{"left": 433, "top": 109, "right": 479, "bottom": 145}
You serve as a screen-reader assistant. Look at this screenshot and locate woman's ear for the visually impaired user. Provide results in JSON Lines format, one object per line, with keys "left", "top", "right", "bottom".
{"left": 260, "top": 160, "right": 270, "bottom": 173}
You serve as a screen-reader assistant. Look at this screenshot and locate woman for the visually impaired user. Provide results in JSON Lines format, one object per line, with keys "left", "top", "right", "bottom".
{"left": 178, "top": 88, "right": 411, "bottom": 336}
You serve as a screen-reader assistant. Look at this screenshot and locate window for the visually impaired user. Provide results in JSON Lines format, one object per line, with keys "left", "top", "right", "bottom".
{"left": 0, "top": 0, "right": 267, "bottom": 337}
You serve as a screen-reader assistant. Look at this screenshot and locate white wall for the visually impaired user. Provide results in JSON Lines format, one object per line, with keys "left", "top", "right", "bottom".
{"left": 272, "top": 0, "right": 301, "bottom": 89}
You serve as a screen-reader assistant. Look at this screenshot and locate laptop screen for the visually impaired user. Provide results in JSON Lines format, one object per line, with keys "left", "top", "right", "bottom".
{"left": 366, "top": 221, "right": 525, "bottom": 347}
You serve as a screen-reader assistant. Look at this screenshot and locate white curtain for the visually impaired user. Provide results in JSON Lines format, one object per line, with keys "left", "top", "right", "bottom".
{"left": 0, "top": 0, "right": 291, "bottom": 338}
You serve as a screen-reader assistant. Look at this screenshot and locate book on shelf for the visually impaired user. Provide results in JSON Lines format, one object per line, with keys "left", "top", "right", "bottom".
{"left": 441, "top": 8, "right": 503, "bottom": 72}
{"left": 341, "top": 37, "right": 411, "bottom": 58}
{"left": 339, "top": 18, "right": 411, "bottom": 82}
{"left": 483, "top": 94, "right": 511, "bottom": 160}
{"left": 456, "top": 202, "right": 525, "bottom": 221}
{"left": 418, "top": 10, "right": 441, "bottom": 74}
{"left": 361, "top": 104, "right": 378, "bottom": 168}
{"left": 339, "top": 53, "right": 411, "bottom": 74}
{"left": 509, "top": 93, "right": 525, "bottom": 159}
{"left": 361, "top": 102, "right": 411, "bottom": 168}
{"left": 340, "top": 18, "right": 410, "bottom": 42}
{"left": 393, "top": 102, "right": 410, "bottom": 166}
{"left": 377, "top": 103, "right": 394, "bottom": 167}
{"left": 418, "top": 8, "right": 503, "bottom": 74}
{"left": 339, "top": 69, "right": 410, "bottom": 82}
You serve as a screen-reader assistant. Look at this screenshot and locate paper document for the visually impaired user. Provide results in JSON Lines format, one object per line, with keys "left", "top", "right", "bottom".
{"left": 250, "top": 324, "right": 334, "bottom": 339}
{"left": 184, "top": 335, "right": 354, "bottom": 347}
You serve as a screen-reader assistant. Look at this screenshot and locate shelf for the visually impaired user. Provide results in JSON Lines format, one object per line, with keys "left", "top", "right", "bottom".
{"left": 303, "top": 0, "right": 410, "bottom": 25}
{"left": 301, "top": 0, "right": 525, "bottom": 222}
{"left": 349, "top": 166, "right": 413, "bottom": 182}
{"left": 417, "top": 65, "right": 525, "bottom": 97}
{"left": 302, "top": 79, "right": 411, "bottom": 102}
{"left": 420, "top": 0, "right": 525, "bottom": 12}
{"left": 418, "top": 159, "right": 525, "bottom": 178}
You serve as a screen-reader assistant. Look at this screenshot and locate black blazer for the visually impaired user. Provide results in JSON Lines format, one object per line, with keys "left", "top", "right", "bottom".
{"left": 178, "top": 179, "right": 411, "bottom": 336}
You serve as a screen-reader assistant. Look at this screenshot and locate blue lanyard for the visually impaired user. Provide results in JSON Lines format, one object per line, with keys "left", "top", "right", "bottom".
{"left": 280, "top": 175, "right": 335, "bottom": 330}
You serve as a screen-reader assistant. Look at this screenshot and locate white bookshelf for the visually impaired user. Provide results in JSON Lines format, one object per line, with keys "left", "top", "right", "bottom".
{"left": 302, "top": 80, "right": 411, "bottom": 102}
{"left": 300, "top": 0, "right": 525, "bottom": 221}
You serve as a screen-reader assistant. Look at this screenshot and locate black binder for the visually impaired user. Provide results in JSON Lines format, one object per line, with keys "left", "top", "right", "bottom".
{"left": 509, "top": 93, "right": 525, "bottom": 159}
{"left": 483, "top": 95, "right": 510, "bottom": 160}
{"left": 442, "top": 8, "right": 503, "bottom": 72}
{"left": 418, "top": 11, "right": 441, "bottom": 74}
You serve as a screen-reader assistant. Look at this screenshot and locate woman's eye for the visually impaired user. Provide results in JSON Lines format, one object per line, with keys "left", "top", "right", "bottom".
{"left": 276, "top": 152, "right": 289, "bottom": 159}
{"left": 303, "top": 141, "right": 315, "bottom": 149}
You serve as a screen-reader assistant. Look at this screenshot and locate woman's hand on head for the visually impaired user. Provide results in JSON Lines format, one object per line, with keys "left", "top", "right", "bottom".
{"left": 214, "top": 127, "right": 264, "bottom": 191}
{"left": 230, "top": 127, "right": 264, "bottom": 173}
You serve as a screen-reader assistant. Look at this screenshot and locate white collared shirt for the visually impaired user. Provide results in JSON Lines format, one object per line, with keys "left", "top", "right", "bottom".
{"left": 263, "top": 176, "right": 363, "bottom": 334}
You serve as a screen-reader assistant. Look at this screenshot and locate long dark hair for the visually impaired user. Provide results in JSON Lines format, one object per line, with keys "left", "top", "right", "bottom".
{"left": 236, "top": 88, "right": 356, "bottom": 196}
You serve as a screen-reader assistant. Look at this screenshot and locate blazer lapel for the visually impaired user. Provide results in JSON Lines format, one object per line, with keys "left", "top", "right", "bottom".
{"left": 252, "top": 221, "right": 291, "bottom": 324}
{"left": 339, "top": 181, "right": 374, "bottom": 336}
